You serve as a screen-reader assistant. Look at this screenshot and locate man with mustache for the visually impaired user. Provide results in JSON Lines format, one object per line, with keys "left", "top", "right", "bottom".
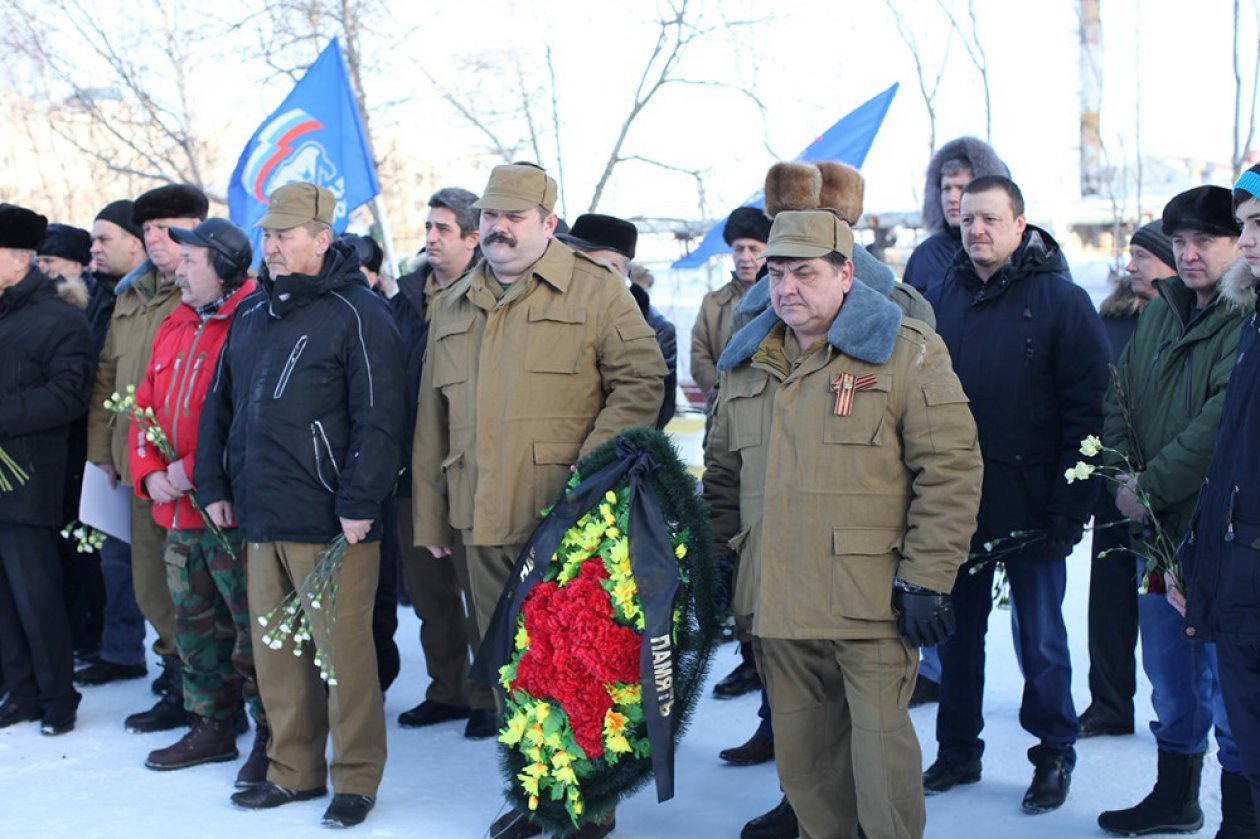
{"left": 923, "top": 176, "right": 1109, "bottom": 815}
{"left": 413, "top": 162, "right": 666, "bottom": 839}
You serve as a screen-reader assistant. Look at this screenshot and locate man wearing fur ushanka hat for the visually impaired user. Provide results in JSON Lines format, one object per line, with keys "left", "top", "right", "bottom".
{"left": 1099, "top": 183, "right": 1257, "bottom": 838}
{"left": 0, "top": 203, "right": 95, "bottom": 737}
{"left": 689, "top": 206, "right": 771, "bottom": 402}
{"left": 79, "top": 184, "right": 207, "bottom": 736}
{"left": 1167, "top": 164, "right": 1260, "bottom": 838}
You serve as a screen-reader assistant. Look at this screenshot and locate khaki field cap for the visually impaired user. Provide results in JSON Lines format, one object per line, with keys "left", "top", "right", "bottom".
{"left": 762, "top": 209, "right": 854, "bottom": 260}
{"left": 473, "top": 162, "right": 558, "bottom": 213}
{"left": 257, "top": 182, "right": 337, "bottom": 229}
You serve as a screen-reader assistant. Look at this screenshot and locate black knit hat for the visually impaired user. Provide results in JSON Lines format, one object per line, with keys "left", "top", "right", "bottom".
{"left": 1129, "top": 221, "right": 1176, "bottom": 271}
{"left": 95, "top": 199, "right": 143, "bottom": 241}
{"left": 557, "top": 213, "right": 638, "bottom": 259}
{"left": 0, "top": 204, "right": 49, "bottom": 250}
{"left": 132, "top": 184, "right": 209, "bottom": 227}
{"left": 722, "top": 206, "right": 771, "bottom": 245}
{"left": 38, "top": 223, "right": 92, "bottom": 265}
{"left": 1161, "top": 186, "right": 1240, "bottom": 238}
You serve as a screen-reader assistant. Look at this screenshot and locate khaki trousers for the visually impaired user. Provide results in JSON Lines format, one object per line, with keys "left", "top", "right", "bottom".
{"left": 247, "top": 539, "right": 386, "bottom": 796}
{"left": 757, "top": 636, "right": 924, "bottom": 839}
{"left": 462, "top": 540, "right": 526, "bottom": 712}
{"left": 129, "top": 493, "right": 177, "bottom": 657}
{"left": 398, "top": 514, "right": 493, "bottom": 710}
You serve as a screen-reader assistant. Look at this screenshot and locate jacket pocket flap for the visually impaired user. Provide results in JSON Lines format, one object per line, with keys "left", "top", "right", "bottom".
{"left": 923, "top": 380, "right": 969, "bottom": 406}
{"left": 1232, "top": 519, "right": 1260, "bottom": 551}
{"left": 434, "top": 317, "right": 475, "bottom": 340}
{"left": 832, "top": 527, "right": 902, "bottom": 555}
{"left": 616, "top": 321, "right": 657, "bottom": 342}
{"left": 533, "top": 441, "right": 580, "bottom": 465}
{"left": 440, "top": 450, "right": 464, "bottom": 470}
{"left": 723, "top": 374, "right": 768, "bottom": 400}
{"left": 528, "top": 308, "right": 587, "bottom": 325}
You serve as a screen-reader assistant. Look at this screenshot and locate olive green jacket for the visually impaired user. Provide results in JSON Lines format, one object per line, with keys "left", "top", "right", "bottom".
{"left": 86, "top": 261, "right": 181, "bottom": 486}
{"left": 703, "top": 281, "right": 982, "bottom": 640}
{"left": 1103, "top": 265, "right": 1254, "bottom": 540}
{"left": 413, "top": 240, "right": 667, "bottom": 548}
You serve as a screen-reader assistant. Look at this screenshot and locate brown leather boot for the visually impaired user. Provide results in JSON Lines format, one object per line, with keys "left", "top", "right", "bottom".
{"left": 235, "top": 724, "right": 270, "bottom": 788}
{"left": 145, "top": 715, "right": 239, "bottom": 771}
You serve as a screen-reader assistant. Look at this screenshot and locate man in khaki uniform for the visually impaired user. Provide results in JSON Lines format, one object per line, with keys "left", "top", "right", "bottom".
{"left": 704, "top": 210, "right": 982, "bottom": 839}
{"left": 413, "top": 162, "right": 666, "bottom": 839}
{"left": 82, "top": 184, "right": 207, "bottom": 734}
{"left": 690, "top": 205, "right": 771, "bottom": 399}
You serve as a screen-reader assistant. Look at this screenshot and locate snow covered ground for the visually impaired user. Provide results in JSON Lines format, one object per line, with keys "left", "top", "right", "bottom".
{"left": 1, "top": 535, "right": 1225, "bottom": 838}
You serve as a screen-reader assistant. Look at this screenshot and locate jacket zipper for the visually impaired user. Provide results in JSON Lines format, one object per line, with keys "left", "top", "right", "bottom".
{"left": 162, "top": 356, "right": 183, "bottom": 417}
{"left": 169, "top": 320, "right": 209, "bottom": 454}
{"left": 274, "top": 335, "right": 309, "bottom": 399}
{"left": 1226, "top": 485, "right": 1239, "bottom": 542}
{"left": 311, "top": 421, "right": 340, "bottom": 492}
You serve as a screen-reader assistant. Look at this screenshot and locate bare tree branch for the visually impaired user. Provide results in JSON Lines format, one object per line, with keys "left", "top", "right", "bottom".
{"left": 936, "top": 0, "right": 992, "bottom": 141}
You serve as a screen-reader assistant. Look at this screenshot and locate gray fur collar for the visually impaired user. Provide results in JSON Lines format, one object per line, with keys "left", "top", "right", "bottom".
{"left": 113, "top": 258, "right": 155, "bottom": 296}
{"left": 719, "top": 277, "right": 903, "bottom": 371}
{"left": 922, "top": 136, "right": 1009, "bottom": 233}
{"left": 1221, "top": 258, "right": 1260, "bottom": 310}
{"left": 736, "top": 244, "right": 895, "bottom": 317}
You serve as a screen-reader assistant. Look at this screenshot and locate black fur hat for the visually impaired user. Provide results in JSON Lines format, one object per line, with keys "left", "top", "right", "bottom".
{"left": 132, "top": 184, "right": 209, "bottom": 226}
{"left": 39, "top": 223, "right": 92, "bottom": 264}
{"left": 557, "top": 213, "right": 638, "bottom": 259}
{"left": 0, "top": 204, "right": 49, "bottom": 250}
{"left": 722, "top": 206, "right": 771, "bottom": 245}
{"left": 1161, "top": 186, "right": 1240, "bottom": 238}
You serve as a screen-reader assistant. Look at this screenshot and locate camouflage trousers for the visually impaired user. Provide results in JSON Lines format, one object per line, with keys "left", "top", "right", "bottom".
{"left": 163, "top": 528, "right": 263, "bottom": 724}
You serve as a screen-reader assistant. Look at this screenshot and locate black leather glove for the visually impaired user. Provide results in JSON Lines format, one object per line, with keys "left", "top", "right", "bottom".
{"left": 1045, "top": 514, "right": 1085, "bottom": 557}
{"left": 894, "top": 586, "right": 956, "bottom": 647}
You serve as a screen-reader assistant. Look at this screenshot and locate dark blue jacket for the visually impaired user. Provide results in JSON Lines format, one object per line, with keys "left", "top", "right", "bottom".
{"left": 926, "top": 226, "right": 1109, "bottom": 549}
{"left": 903, "top": 227, "right": 962, "bottom": 295}
{"left": 1182, "top": 288, "right": 1260, "bottom": 643}
{"left": 196, "top": 242, "right": 406, "bottom": 544}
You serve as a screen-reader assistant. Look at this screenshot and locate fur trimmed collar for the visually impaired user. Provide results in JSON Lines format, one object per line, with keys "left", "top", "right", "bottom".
{"left": 1220, "top": 258, "right": 1260, "bottom": 310}
{"left": 719, "top": 277, "right": 902, "bottom": 371}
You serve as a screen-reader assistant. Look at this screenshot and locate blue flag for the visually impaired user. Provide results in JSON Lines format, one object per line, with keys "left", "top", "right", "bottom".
{"left": 228, "top": 38, "right": 379, "bottom": 260}
{"left": 671, "top": 83, "right": 898, "bottom": 269}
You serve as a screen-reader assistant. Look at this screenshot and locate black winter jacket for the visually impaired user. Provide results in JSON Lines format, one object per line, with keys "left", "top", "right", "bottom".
{"left": 926, "top": 226, "right": 1109, "bottom": 549}
{"left": 0, "top": 269, "right": 95, "bottom": 527}
{"left": 1182, "top": 289, "right": 1260, "bottom": 643}
{"left": 902, "top": 227, "right": 962, "bottom": 295}
{"left": 195, "top": 243, "right": 407, "bottom": 543}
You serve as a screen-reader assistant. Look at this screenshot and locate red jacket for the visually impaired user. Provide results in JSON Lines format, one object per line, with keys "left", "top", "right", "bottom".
{"left": 131, "top": 280, "right": 256, "bottom": 529}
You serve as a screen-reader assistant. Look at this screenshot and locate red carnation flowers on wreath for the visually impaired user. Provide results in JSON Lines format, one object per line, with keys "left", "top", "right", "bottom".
{"left": 512, "top": 561, "right": 642, "bottom": 757}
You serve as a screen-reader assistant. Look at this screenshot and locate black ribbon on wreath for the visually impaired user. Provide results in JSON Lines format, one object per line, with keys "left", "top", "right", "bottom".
{"left": 472, "top": 435, "right": 681, "bottom": 802}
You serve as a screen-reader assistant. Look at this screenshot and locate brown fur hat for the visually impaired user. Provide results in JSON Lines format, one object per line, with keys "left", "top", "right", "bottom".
{"left": 764, "top": 161, "right": 865, "bottom": 224}
{"left": 815, "top": 162, "right": 864, "bottom": 224}
{"left": 764, "top": 162, "right": 821, "bottom": 217}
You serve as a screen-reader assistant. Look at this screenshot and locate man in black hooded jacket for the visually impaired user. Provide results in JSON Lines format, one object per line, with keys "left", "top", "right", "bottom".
{"left": 196, "top": 183, "right": 405, "bottom": 830}
{"left": 923, "top": 176, "right": 1109, "bottom": 815}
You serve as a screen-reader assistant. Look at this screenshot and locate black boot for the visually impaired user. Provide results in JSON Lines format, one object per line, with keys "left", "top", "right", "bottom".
{"left": 740, "top": 796, "right": 798, "bottom": 839}
{"left": 125, "top": 691, "right": 189, "bottom": 733}
{"left": 1022, "top": 753, "right": 1072, "bottom": 814}
{"left": 151, "top": 655, "right": 181, "bottom": 697}
{"left": 922, "top": 757, "right": 982, "bottom": 795}
{"left": 1098, "top": 751, "right": 1204, "bottom": 836}
{"left": 236, "top": 725, "right": 271, "bottom": 788}
{"left": 1217, "top": 770, "right": 1259, "bottom": 839}
{"left": 713, "top": 643, "right": 761, "bottom": 699}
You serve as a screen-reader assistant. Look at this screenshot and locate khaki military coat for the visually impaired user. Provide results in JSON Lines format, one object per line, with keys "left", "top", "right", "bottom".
{"left": 703, "top": 280, "right": 982, "bottom": 640}
{"left": 86, "top": 261, "right": 181, "bottom": 486}
{"left": 690, "top": 276, "right": 749, "bottom": 395}
{"left": 413, "top": 240, "right": 667, "bottom": 548}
